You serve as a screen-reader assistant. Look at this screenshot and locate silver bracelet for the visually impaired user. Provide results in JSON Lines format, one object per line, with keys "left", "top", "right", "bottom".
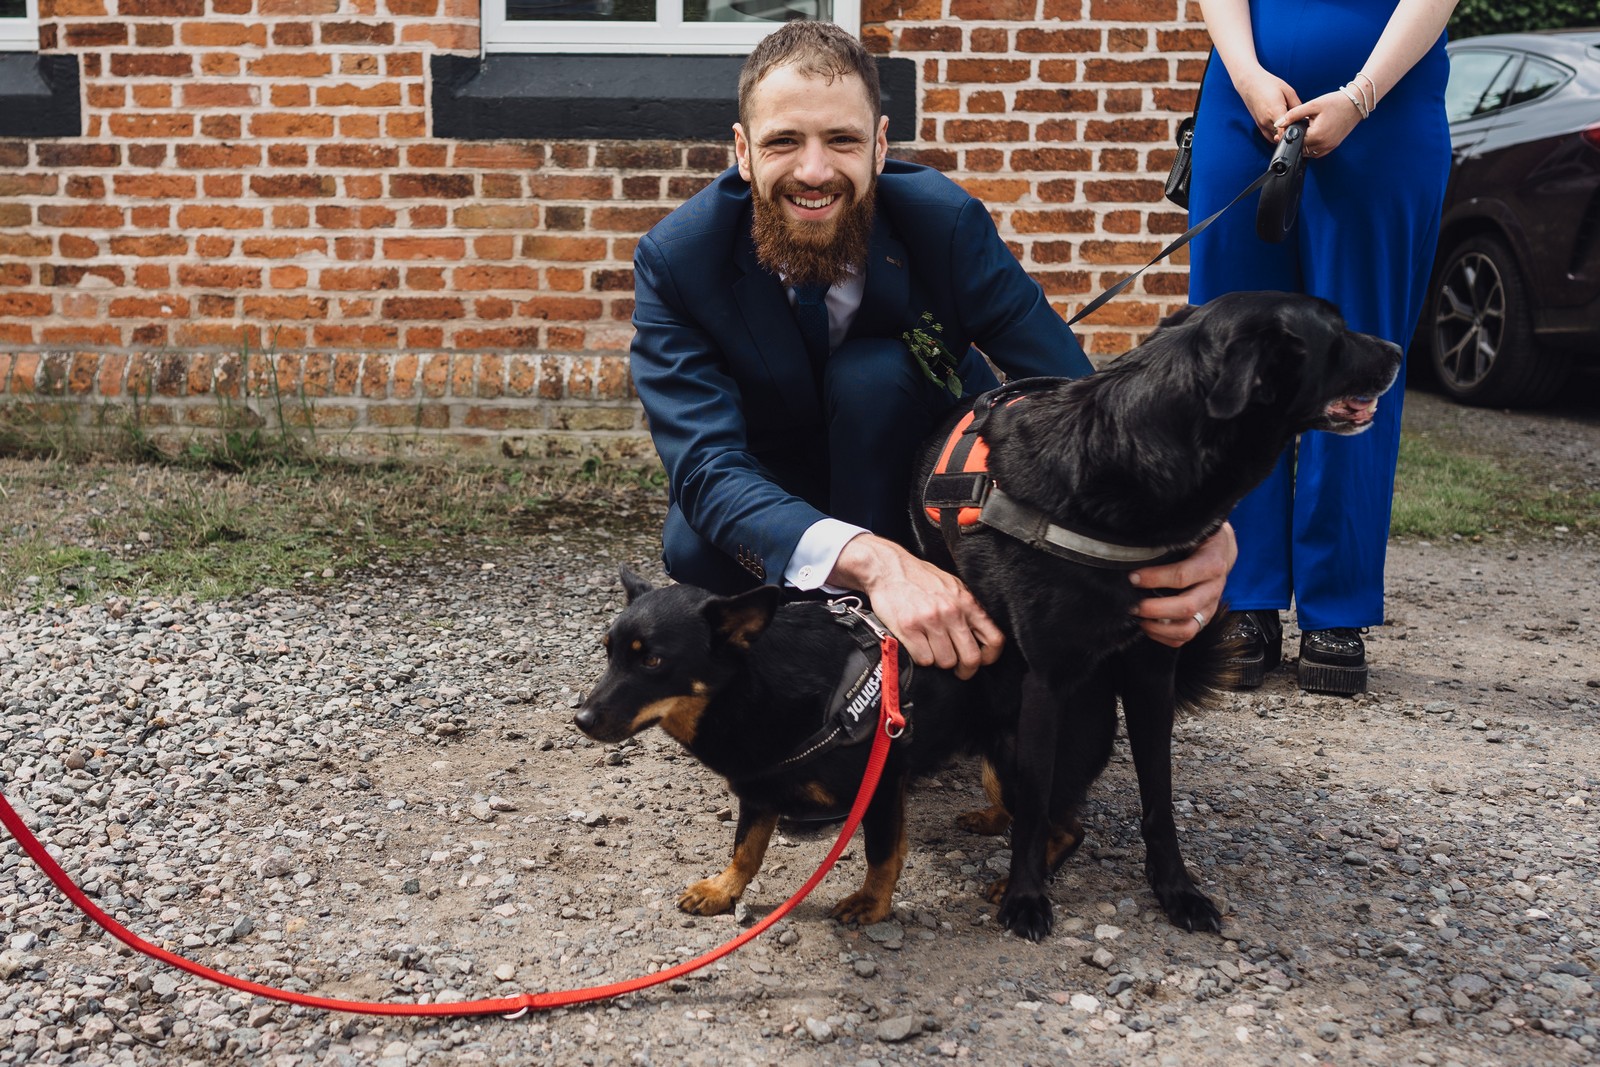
{"left": 1354, "top": 70, "right": 1378, "bottom": 113}
{"left": 1340, "top": 83, "right": 1370, "bottom": 120}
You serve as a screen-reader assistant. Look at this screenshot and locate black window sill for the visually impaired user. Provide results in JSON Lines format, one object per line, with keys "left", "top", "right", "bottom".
{"left": 432, "top": 52, "right": 914, "bottom": 142}
{"left": 0, "top": 53, "right": 81, "bottom": 138}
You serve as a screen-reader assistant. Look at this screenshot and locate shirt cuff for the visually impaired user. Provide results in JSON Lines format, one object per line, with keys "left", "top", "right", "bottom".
{"left": 784, "top": 518, "right": 869, "bottom": 591}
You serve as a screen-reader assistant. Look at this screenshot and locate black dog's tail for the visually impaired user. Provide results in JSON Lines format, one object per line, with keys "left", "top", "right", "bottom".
{"left": 1174, "top": 611, "right": 1245, "bottom": 714}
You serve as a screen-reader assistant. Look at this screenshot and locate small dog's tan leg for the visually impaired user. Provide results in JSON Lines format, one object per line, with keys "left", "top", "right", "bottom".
{"left": 678, "top": 809, "right": 778, "bottom": 915}
{"left": 956, "top": 759, "right": 1012, "bottom": 835}
{"left": 830, "top": 820, "right": 906, "bottom": 925}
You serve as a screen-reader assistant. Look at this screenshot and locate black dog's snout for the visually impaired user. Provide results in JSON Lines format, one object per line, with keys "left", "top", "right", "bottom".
{"left": 573, "top": 703, "right": 597, "bottom": 734}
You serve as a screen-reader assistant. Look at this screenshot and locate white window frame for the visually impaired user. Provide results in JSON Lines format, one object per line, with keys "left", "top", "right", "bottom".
{"left": 484, "top": 0, "right": 860, "bottom": 55}
{"left": 0, "top": 0, "right": 39, "bottom": 51}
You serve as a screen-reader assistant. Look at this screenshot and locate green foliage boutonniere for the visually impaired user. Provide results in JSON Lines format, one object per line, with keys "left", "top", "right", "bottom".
{"left": 902, "top": 311, "right": 963, "bottom": 399}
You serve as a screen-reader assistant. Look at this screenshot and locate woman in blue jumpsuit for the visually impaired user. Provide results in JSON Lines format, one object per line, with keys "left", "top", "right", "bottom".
{"left": 1188, "top": 0, "right": 1457, "bottom": 693}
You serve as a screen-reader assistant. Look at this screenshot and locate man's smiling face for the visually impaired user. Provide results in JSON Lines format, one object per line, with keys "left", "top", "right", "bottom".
{"left": 734, "top": 63, "right": 888, "bottom": 286}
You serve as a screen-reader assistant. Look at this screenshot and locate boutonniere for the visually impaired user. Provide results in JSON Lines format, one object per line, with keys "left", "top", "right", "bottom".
{"left": 902, "top": 311, "right": 963, "bottom": 399}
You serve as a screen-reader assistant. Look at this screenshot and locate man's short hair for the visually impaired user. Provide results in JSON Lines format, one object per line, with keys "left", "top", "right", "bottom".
{"left": 737, "top": 20, "right": 882, "bottom": 130}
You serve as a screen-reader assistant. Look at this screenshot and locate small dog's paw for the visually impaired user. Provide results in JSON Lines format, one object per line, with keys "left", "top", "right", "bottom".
{"left": 677, "top": 879, "right": 737, "bottom": 916}
{"left": 983, "top": 876, "right": 1008, "bottom": 905}
{"left": 1156, "top": 884, "right": 1222, "bottom": 933}
{"left": 830, "top": 891, "right": 891, "bottom": 926}
{"left": 997, "top": 890, "right": 1053, "bottom": 942}
{"left": 956, "top": 805, "right": 1011, "bottom": 836}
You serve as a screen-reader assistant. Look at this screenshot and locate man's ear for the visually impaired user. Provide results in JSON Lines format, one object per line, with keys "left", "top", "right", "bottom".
{"left": 734, "top": 122, "right": 753, "bottom": 182}
{"left": 873, "top": 114, "right": 889, "bottom": 174}
{"left": 620, "top": 565, "right": 654, "bottom": 604}
{"left": 703, "top": 585, "right": 781, "bottom": 650}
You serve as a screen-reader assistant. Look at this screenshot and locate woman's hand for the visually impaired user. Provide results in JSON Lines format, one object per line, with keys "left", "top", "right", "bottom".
{"left": 1279, "top": 90, "right": 1365, "bottom": 158}
{"left": 1233, "top": 67, "right": 1302, "bottom": 143}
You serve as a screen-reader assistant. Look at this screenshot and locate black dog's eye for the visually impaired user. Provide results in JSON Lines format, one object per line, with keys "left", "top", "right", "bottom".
{"left": 641, "top": 654, "right": 663, "bottom": 669}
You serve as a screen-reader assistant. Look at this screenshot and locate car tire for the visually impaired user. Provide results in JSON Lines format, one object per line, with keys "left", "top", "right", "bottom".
{"left": 1423, "top": 233, "right": 1570, "bottom": 408}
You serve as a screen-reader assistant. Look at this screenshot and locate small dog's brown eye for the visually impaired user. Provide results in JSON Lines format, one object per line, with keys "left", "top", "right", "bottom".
{"left": 642, "top": 654, "right": 662, "bottom": 669}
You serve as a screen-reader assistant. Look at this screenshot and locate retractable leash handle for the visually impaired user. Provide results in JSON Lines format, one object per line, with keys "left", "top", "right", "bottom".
{"left": 0, "top": 634, "right": 908, "bottom": 1018}
{"left": 1256, "top": 119, "right": 1309, "bottom": 245}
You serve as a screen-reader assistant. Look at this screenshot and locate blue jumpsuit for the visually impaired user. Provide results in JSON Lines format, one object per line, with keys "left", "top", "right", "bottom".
{"left": 1187, "top": 0, "right": 1451, "bottom": 631}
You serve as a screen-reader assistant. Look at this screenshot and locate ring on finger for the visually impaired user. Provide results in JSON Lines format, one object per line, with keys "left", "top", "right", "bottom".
{"left": 1192, "top": 611, "right": 1206, "bottom": 627}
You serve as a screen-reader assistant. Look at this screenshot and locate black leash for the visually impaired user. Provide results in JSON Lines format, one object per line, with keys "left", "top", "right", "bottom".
{"left": 1067, "top": 122, "right": 1308, "bottom": 327}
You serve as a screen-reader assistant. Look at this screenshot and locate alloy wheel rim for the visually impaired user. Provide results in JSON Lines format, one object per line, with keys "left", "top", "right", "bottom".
{"left": 1433, "top": 250, "right": 1506, "bottom": 391}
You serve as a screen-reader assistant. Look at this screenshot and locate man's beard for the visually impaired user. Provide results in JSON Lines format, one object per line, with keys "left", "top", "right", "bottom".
{"left": 750, "top": 175, "right": 876, "bottom": 289}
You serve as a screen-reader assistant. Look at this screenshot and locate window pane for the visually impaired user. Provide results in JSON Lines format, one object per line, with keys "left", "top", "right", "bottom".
{"left": 1444, "top": 51, "right": 1513, "bottom": 122}
{"left": 1506, "top": 56, "right": 1570, "bottom": 108}
{"left": 1475, "top": 55, "right": 1523, "bottom": 117}
{"left": 684, "top": 0, "right": 830, "bottom": 23}
{"left": 0, "top": 0, "right": 27, "bottom": 17}
{"left": 505, "top": 0, "right": 654, "bottom": 22}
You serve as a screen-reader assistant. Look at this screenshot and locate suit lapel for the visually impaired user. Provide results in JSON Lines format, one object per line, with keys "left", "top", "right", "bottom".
{"left": 846, "top": 215, "right": 910, "bottom": 342}
{"left": 732, "top": 213, "right": 820, "bottom": 425}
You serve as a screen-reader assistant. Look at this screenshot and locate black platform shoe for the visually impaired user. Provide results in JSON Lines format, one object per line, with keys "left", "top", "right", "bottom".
{"left": 1221, "top": 610, "right": 1283, "bottom": 688}
{"left": 1297, "top": 628, "right": 1368, "bottom": 695}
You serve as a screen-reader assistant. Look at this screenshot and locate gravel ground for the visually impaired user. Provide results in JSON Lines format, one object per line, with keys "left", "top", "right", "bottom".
{"left": 2, "top": 388, "right": 1598, "bottom": 1067}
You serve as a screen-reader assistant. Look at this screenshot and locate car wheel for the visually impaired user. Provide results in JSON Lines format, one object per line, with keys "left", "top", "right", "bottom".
{"left": 1424, "top": 233, "right": 1569, "bottom": 407}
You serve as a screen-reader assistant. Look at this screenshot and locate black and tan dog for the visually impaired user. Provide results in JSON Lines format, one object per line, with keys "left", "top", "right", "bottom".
{"left": 913, "top": 291, "right": 1403, "bottom": 941}
{"left": 575, "top": 567, "right": 1021, "bottom": 925}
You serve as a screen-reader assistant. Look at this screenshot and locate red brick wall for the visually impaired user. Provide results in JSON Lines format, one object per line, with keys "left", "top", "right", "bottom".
{"left": 0, "top": 0, "right": 1208, "bottom": 462}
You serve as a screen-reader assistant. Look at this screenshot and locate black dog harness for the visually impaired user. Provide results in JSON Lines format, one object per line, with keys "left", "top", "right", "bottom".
{"left": 922, "top": 380, "right": 1218, "bottom": 570}
{"left": 751, "top": 598, "right": 913, "bottom": 779}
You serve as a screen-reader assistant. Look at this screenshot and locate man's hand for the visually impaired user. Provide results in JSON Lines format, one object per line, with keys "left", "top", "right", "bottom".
{"left": 829, "top": 533, "right": 1003, "bottom": 680}
{"left": 1127, "top": 524, "right": 1237, "bottom": 648}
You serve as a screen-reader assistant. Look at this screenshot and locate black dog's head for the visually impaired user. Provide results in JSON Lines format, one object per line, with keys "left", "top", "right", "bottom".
{"left": 1145, "top": 291, "right": 1402, "bottom": 436}
{"left": 574, "top": 567, "right": 780, "bottom": 745}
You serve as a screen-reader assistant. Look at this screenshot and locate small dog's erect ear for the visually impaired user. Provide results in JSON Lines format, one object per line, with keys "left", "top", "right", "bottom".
{"left": 620, "top": 565, "right": 655, "bottom": 604}
{"left": 703, "top": 585, "right": 782, "bottom": 650}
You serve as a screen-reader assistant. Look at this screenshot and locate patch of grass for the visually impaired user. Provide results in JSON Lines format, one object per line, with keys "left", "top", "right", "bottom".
{"left": 1391, "top": 430, "right": 1599, "bottom": 540}
{"left": 0, "top": 457, "right": 665, "bottom": 606}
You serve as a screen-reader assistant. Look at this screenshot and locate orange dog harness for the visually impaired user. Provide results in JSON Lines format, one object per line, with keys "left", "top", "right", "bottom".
{"left": 920, "top": 381, "right": 1213, "bottom": 570}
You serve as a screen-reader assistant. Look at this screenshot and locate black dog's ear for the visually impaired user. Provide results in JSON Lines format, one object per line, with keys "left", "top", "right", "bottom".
{"left": 1204, "top": 336, "right": 1271, "bottom": 419}
{"left": 619, "top": 565, "right": 655, "bottom": 603}
{"left": 703, "top": 585, "right": 781, "bottom": 650}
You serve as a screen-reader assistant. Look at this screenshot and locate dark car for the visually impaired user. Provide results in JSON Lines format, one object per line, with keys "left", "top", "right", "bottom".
{"left": 1414, "top": 29, "right": 1600, "bottom": 407}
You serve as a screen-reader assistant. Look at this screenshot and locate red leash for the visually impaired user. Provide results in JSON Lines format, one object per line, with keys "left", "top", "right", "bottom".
{"left": 0, "top": 636, "right": 906, "bottom": 1017}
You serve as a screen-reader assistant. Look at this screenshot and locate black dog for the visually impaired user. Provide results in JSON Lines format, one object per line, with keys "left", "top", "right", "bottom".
{"left": 575, "top": 568, "right": 1020, "bottom": 925}
{"left": 913, "top": 291, "right": 1402, "bottom": 941}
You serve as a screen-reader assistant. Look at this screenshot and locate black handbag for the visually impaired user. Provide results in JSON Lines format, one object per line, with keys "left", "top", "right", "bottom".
{"left": 1163, "top": 52, "right": 1211, "bottom": 209}
{"left": 1164, "top": 116, "right": 1196, "bottom": 208}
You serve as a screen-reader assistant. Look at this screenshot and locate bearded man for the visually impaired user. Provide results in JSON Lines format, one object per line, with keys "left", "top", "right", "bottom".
{"left": 630, "top": 20, "right": 1234, "bottom": 678}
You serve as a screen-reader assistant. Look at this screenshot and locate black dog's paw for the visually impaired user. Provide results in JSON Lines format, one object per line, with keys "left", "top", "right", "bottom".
{"left": 1155, "top": 883, "right": 1222, "bottom": 933}
{"left": 997, "top": 890, "right": 1054, "bottom": 942}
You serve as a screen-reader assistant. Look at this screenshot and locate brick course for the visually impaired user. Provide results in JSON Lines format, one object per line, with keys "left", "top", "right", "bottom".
{"left": 3, "top": 0, "right": 1207, "bottom": 462}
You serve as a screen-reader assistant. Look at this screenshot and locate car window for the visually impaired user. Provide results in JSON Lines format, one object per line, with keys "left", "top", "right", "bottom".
{"left": 1504, "top": 56, "right": 1572, "bottom": 108}
{"left": 1444, "top": 50, "right": 1516, "bottom": 122}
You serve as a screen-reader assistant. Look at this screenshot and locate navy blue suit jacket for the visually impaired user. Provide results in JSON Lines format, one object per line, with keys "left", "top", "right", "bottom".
{"left": 630, "top": 160, "right": 1093, "bottom": 586}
